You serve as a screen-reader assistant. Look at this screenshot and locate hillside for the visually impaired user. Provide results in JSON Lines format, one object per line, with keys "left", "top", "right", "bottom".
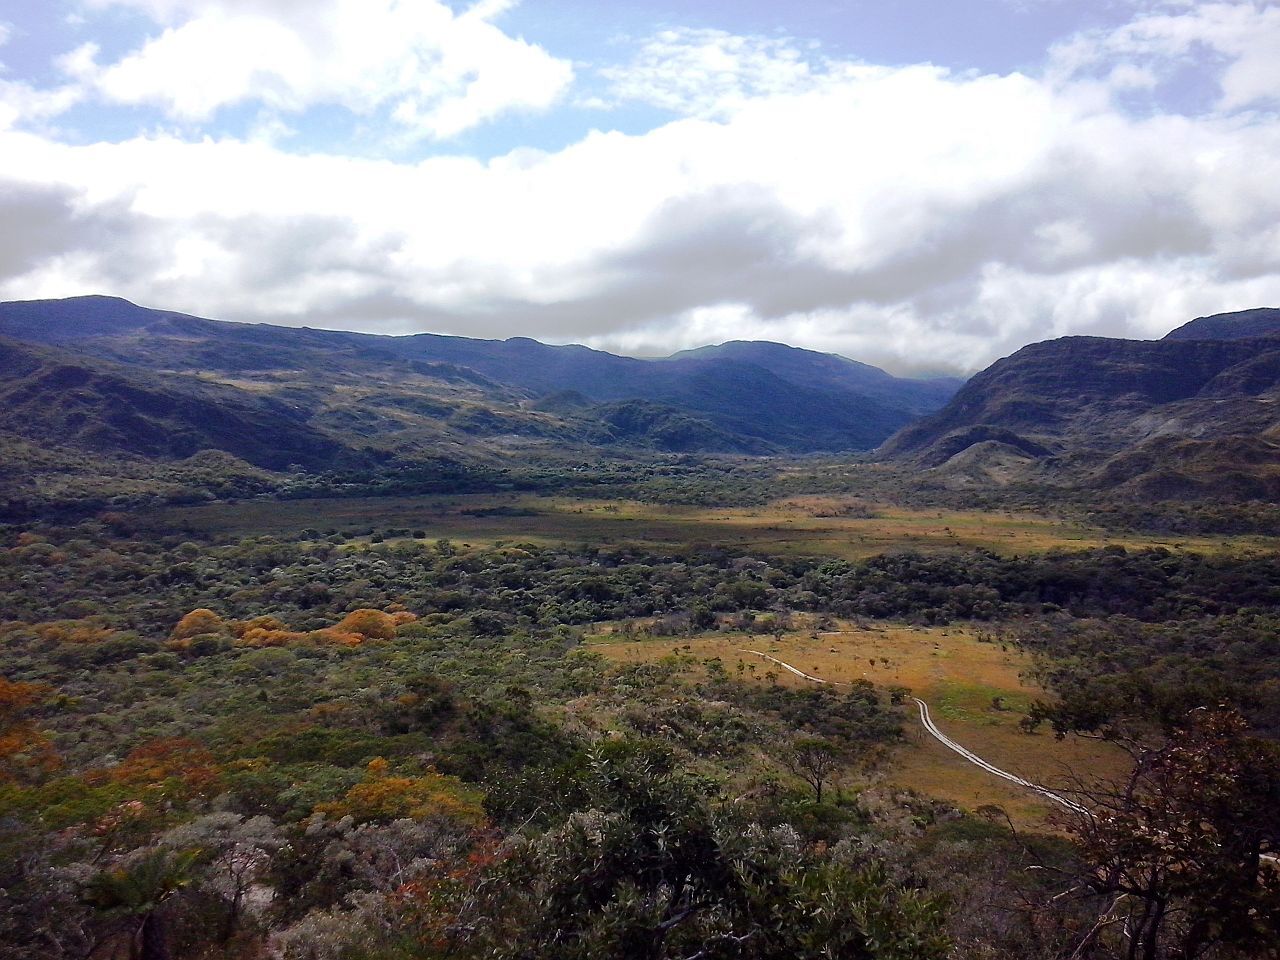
{"left": 668, "top": 340, "right": 962, "bottom": 414}
{"left": 1162, "top": 307, "right": 1280, "bottom": 342}
{"left": 878, "top": 309, "right": 1280, "bottom": 501}
{"left": 0, "top": 338, "right": 370, "bottom": 471}
{"left": 0, "top": 296, "right": 958, "bottom": 459}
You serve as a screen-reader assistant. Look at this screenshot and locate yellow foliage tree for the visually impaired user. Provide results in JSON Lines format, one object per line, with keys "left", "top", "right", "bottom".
{"left": 305, "top": 628, "right": 366, "bottom": 647}
{"left": 170, "top": 608, "right": 229, "bottom": 641}
{"left": 0, "top": 676, "right": 59, "bottom": 782}
{"left": 237, "top": 626, "right": 305, "bottom": 648}
{"left": 106, "top": 738, "right": 222, "bottom": 803}
{"left": 334, "top": 609, "right": 399, "bottom": 640}
{"left": 33, "top": 620, "right": 114, "bottom": 644}
{"left": 319, "top": 757, "right": 485, "bottom": 825}
{"left": 230, "top": 615, "right": 290, "bottom": 638}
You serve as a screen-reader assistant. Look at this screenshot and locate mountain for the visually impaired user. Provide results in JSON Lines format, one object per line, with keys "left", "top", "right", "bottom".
{"left": 878, "top": 309, "right": 1280, "bottom": 501}
{"left": 0, "top": 337, "right": 371, "bottom": 471}
{"left": 668, "top": 341, "right": 962, "bottom": 414}
{"left": 0, "top": 296, "right": 960, "bottom": 458}
{"left": 1162, "top": 307, "right": 1280, "bottom": 342}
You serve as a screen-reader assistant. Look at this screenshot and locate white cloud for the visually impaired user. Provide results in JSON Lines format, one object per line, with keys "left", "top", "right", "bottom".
{"left": 1049, "top": 1, "right": 1280, "bottom": 110}
{"left": 63, "top": 0, "right": 573, "bottom": 138}
{"left": 1, "top": 2, "right": 1279, "bottom": 374}
{"left": 601, "top": 28, "right": 829, "bottom": 118}
{"left": 0, "top": 79, "right": 84, "bottom": 133}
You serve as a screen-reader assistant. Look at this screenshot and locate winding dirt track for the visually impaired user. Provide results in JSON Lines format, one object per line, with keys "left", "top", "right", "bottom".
{"left": 741, "top": 649, "right": 1280, "bottom": 864}
{"left": 911, "top": 697, "right": 1088, "bottom": 814}
{"left": 739, "top": 648, "right": 1087, "bottom": 815}
{"left": 739, "top": 649, "right": 844, "bottom": 685}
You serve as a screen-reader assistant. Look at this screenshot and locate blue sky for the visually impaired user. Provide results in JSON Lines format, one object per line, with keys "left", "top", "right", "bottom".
{"left": 1, "top": 1, "right": 1278, "bottom": 373}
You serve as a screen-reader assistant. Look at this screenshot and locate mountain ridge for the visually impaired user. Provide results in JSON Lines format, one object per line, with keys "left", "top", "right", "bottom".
{"left": 878, "top": 308, "right": 1280, "bottom": 501}
{"left": 0, "top": 295, "right": 960, "bottom": 461}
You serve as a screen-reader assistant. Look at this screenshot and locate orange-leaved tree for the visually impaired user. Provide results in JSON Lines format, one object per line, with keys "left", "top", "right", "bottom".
{"left": 107, "top": 738, "right": 223, "bottom": 807}
{"left": 0, "top": 676, "right": 59, "bottom": 782}
{"left": 334, "top": 609, "right": 401, "bottom": 640}
{"left": 170, "top": 608, "right": 230, "bottom": 641}
{"left": 319, "top": 757, "right": 485, "bottom": 825}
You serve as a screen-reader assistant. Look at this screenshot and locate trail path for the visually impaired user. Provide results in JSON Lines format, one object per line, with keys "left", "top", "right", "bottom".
{"left": 739, "top": 648, "right": 1087, "bottom": 814}
{"left": 910, "top": 697, "right": 1088, "bottom": 814}
{"left": 739, "top": 649, "right": 847, "bottom": 685}
{"left": 740, "top": 649, "right": 1279, "bottom": 864}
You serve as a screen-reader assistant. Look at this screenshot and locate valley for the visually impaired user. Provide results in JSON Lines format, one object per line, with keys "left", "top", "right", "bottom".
{"left": 2, "top": 296, "right": 1278, "bottom": 960}
{"left": 136, "top": 490, "right": 1280, "bottom": 558}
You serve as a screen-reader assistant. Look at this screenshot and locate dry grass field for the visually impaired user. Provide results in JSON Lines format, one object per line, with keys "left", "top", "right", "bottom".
{"left": 592, "top": 622, "right": 1130, "bottom": 827}
{"left": 142, "top": 492, "right": 1280, "bottom": 558}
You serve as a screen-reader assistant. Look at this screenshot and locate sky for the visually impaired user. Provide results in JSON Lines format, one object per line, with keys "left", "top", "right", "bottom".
{"left": 1, "top": 1, "right": 1278, "bottom": 374}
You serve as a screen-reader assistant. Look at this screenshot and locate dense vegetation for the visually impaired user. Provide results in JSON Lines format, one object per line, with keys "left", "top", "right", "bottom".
{"left": 3, "top": 505, "right": 1279, "bottom": 958}
{"left": 2, "top": 296, "right": 1277, "bottom": 956}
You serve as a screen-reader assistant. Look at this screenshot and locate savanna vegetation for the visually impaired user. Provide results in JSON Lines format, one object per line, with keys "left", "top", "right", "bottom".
{"left": 2, "top": 478, "right": 1278, "bottom": 959}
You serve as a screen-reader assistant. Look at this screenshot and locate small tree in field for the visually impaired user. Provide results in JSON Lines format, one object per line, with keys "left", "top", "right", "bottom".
{"left": 781, "top": 736, "right": 841, "bottom": 804}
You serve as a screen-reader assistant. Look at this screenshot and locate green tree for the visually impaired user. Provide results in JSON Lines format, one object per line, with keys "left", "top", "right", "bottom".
{"left": 84, "top": 848, "right": 200, "bottom": 960}
{"left": 781, "top": 736, "right": 841, "bottom": 804}
{"left": 428, "top": 741, "right": 946, "bottom": 959}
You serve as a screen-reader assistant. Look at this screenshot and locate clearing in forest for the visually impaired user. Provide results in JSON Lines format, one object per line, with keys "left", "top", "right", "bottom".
{"left": 593, "top": 622, "right": 1130, "bottom": 826}
{"left": 139, "top": 493, "right": 1279, "bottom": 558}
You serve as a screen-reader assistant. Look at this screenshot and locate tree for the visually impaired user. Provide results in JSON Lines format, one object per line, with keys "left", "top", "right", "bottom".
{"left": 318, "top": 757, "right": 485, "bottom": 825}
{"left": 169, "top": 608, "right": 228, "bottom": 641}
{"left": 160, "top": 813, "right": 283, "bottom": 942}
{"left": 781, "top": 736, "right": 841, "bottom": 804}
{"left": 1063, "top": 708, "right": 1280, "bottom": 960}
{"left": 0, "top": 676, "right": 58, "bottom": 782}
{"left": 84, "top": 848, "right": 200, "bottom": 960}
{"left": 414, "top": 741, "right": 948, "bottom": 960}
{"left": 335, "top": 608, "right": 399, "bottom": 640}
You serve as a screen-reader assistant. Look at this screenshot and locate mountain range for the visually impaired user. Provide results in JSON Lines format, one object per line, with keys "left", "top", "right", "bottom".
{"left": 0, "top": 296, "right": 960, "bottom": 469}
{"left": 879, "top": 308, "right": 1280, "bottom": 500}
{"left": 2, "top": 296, "right": 1278, "bottom": 509}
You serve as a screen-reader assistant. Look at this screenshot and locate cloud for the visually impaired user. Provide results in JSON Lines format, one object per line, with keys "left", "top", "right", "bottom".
{"left": 1048, "top": 1, "right": 1280, "bottom": 110}
{"left": 63, "top": 0, "right": 573, "bottom": 138}
{"left": 601, "top": 28, "right": 830, "bottom": 119}
{"left": 1, "top": 2, "right": 1279, "bottom": 374}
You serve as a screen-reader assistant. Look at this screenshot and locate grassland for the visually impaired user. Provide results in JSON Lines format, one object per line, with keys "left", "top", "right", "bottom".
{"left": 140, "top": 492, "right": 1280, "bottom": 558}
{"left": 591, "top": 622, "right": 1130, "bottom": 826}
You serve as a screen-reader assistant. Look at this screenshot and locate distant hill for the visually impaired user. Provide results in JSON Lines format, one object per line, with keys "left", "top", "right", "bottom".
{"left": 0, "top": 296, "right": 961, "bottom": 458}
{"left": 0, "top": 337, "right": 371, "bottom": 471}
{"left": 878, "top": 309, "right": 1280, "bottom": 501}
{"left": 1162, "top": 307, "right": 1280, "bottom": 342}
{"left": 668, "top": 341, "right": 961, "bottom": 414}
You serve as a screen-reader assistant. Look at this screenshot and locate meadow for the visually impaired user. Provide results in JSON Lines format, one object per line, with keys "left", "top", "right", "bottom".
{"left": 138, "top": 491, "right": 1280, "bottom": 558}
{"left": 591, "top": 620, "right": 1130, "bottom": 826}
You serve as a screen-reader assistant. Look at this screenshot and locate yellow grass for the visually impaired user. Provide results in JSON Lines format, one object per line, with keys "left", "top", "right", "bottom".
{"left": 594, "top": 623, "right": 1130, "bottom": 827}
{"left": 144, "top": 493, "right": 1279, "bottom": 558}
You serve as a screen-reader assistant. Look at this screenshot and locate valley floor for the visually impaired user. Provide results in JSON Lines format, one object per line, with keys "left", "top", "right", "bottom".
{"left": 4, "top": 487, "right": 1278, "bottom": 960}
{"left": 137, "top": 491, "right": 1280, "bottom": 559}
